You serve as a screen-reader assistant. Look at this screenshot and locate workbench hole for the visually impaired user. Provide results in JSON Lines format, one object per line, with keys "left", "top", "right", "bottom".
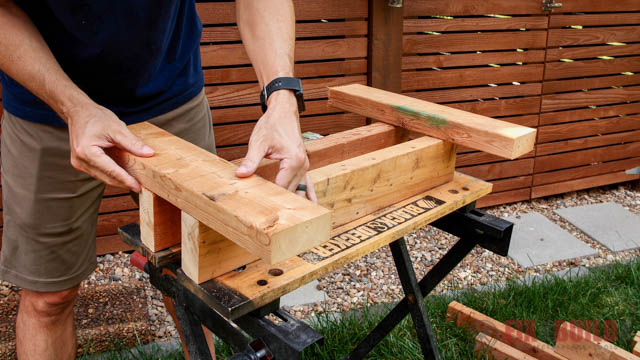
{"left": 268, "top": 268, "right": 283, "bottom": 276}
{"left": 462, "top": 187, "right": 470, "bottom": 191}
{"left": 448, "top": 189, "right": 459, "bottom": 194}
{"left": 257, "top": 279, "right": 268, "bottom": 286}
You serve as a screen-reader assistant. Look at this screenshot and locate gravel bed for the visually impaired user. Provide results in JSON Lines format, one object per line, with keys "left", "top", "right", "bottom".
{"left": 0, "top": 180, "right": 638, "bottom": 347}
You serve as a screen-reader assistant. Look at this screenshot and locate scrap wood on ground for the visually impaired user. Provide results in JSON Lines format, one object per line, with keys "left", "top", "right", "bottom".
{"left": 448, "top": 301, "right": 640, "bottom": 360}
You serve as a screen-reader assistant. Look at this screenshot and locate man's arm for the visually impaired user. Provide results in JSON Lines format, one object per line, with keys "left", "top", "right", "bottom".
{"left": 0, "top": 0, "right": 153, "bottom": 192}
{"left": 235, "top": 0, "right": 316, "bottom": 201}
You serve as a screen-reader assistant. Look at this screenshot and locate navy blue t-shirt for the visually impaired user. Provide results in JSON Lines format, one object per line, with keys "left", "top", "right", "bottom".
{"left": 0, "top": 0, "right": 204, "bottom": 127}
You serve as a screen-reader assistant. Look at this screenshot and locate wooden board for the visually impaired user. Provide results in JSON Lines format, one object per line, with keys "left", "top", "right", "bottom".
{"left": 541, "top": 86, "right": 640, "bottom": 113}
{"left": 310, "top": 136, "right": 456, "bottom": 227}
{"left": 206, "top": 75, "right": 366, "bottom": 108}
{"left": 534, "top": 142, "right": 640, "bottom": 173}
{"left": 204, "top": 59, "right": 367, "bottom": 86}
{"left": 96, "top": 235, "right": 131, "bottom": 256}
{"left": 213, "top": 113, "right": 366, "bottom": 147}
{"left": 557, "top": 0, "right": 640, "bottom": 12}
{"left": 110, "top": 122, "right": 332, "bottom": 265}
{"left": 233, "top": 122, "right": 404, "bottom": 182}
{"left": 404, "top": 31, "right": 547, "bottom": 54}
{"left": 328, "top": 84, "right": 536, "bottom": 159}
{"left": 537, "top": 131, "right": 640, "bottom": 157}
{"left": 406, "top": 83, "right": 542, "bottom": 104}
{"left": 402, "top": 64, "right": 544, "bottom": 91}
{"left": 201, "top": 38, "right": 367, "bottom": 67}
{"left": 532, "top": 171, "right": 640, "bottom": 198}
{"left": 477, "top": 188, "right": 531, "bottom": 208}
{"left": 546, "top": 44, "right": 640, "bottom": 62}
{"left": 448, "top": 97, "right": 541, "bottom": 119}
{"left": 537, "top": 116, "right": 640, "bottom": 144}
{"left": 205, "top": 172, "right": 491, "bottom": 319}
{"left": 543, "top": 74, "right": 640, "bottom": 95}
{"left": 201, "top": 21, "right": 368, "bottom": 43}
{"left": 404, "top": 17, "right": 548, "bottom": 32}
{"left": 404, "top": 0, "right": 544, "bottom": 16}
{"left": 474, "top": 333, "right": 538, "bottom": 360}
{"left": 544, "top": 58, "right": 640, "bottom": 81}
{"left": 181, "top": 212, "right": 259, "bottom": 284}
{"left": 446, "top": 301, "right": 568, "bottom": 360}
{"left": 196, "top": 0, "right": 368, "bottom": 24}
{"left": 547, "top": 26, "right": 640, "bottom": 47}
{"left": 555, "top": 321, "right": 640, "bottom": 360}
{"left": 533, "top": 157, "right": 640, "bottom": 186}
{"left": 539, "top": 103, "right": 640, "bottom": 126}
{"left": 97, "top": 211, "right": 139, "bottom": 237}
{"left": 402, "top": 50, "right": 546, "bottom": 70}
{"left": 139, "top": 188, "right": 181, "bottom": 251}
{"left": 460, "top": 159, "right": 534, "bottom": 181}
{"left": 550, "top": 13, "right": 640, "bottom": 28}
{"left": 633, "top": 331, "right": 640, "bottom": 356}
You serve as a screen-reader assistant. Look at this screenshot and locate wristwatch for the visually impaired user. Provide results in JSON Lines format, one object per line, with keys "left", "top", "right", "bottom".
{"left": 260, "top": 77, "right": 306, "bottom": 113}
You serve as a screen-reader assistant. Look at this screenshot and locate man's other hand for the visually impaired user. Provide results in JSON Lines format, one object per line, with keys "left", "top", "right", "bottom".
{"left": 66, "top": 103, "right": 154, "bottom": 192}
{"left": 235, "top": 91, "right": 317, "bottom": 202}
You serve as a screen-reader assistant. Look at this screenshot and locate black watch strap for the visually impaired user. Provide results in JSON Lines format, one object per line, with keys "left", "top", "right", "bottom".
{"left": 260, "top": 77, "right": 305, "bottom": 113}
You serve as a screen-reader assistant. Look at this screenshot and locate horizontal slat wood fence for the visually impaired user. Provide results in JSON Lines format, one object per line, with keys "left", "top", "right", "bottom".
{"left": 403, "top": 0, "right": 546, "bottom": 207}
{"left": 533, "top": 4, "right": 640, "bottom": 199}
{"left": 0, "top": 0, "right": 638, "bottom": 253}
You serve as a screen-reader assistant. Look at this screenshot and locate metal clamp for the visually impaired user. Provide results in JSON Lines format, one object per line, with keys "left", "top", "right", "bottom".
{"left": 543, "top": 0, "right": 563, "bottom": 11}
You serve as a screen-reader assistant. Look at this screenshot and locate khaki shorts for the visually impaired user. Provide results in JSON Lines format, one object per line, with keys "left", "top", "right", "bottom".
{"left": 0, "top": 90, "right": 215, "bottom": 292}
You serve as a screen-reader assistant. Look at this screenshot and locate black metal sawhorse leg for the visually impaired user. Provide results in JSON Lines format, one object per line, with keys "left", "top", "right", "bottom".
{"left": 345, "top": 204, "right": 513, "bottom": 360}
{"left": 132, "top": 256, "right": 322, "bottom": 360}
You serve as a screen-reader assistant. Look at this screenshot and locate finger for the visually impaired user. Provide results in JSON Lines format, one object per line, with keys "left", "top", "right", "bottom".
{"left": 236, "top": 142, "right": 267, "bottom": 178}
{"left": 113, "top": 127, "right": 154, "bottom": 157}
{"left": 285, "top": 167, "right": 305, "bottom": 193}
{"left": 304, "top": 174, "right": 318, "bottom": 203}
{"left": 274, "top": 154, "right": 307, "bottom": 189}
{"left": 84, "top": 147, "right": 142, "bottom": 192}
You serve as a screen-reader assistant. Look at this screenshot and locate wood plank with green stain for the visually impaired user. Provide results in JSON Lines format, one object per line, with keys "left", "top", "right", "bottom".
{"left": 328, "top": 84, "right": 536, "bottom": 159}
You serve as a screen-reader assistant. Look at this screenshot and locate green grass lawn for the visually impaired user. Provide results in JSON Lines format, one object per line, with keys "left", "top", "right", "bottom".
{"left": 88, "top": 257, "right": 640, "bottom": 359}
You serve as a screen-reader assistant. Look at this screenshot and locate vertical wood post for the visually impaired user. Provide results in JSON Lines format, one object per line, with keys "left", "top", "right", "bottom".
{"left": 368, "top": 0, "right": 404, "bottom": 93}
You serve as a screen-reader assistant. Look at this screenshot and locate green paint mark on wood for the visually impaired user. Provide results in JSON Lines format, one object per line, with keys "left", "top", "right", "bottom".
{"left": 392, "top": 105, "right": 449, "bottom": 128}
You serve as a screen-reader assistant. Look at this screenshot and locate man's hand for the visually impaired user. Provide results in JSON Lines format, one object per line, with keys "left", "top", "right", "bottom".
{"left": 66, "top": 103, "right": 154, "bottom": 193}
{"left": 235, "top": 91, "right": 317, "bottom": 202}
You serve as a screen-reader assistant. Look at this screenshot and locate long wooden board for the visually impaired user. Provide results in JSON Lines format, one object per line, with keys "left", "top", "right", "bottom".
{"left": 555, "top": 321, "right": 640, "bottom": 360}
{"left": 310, "top": 136, "right": 455, "bottom": 227}
{"left": 232, "top": 122, "right": 404, "bottom": 183}
{"left": 474, "top": 333, "right": 538, "bottom": 360}
{"left": 328, "top": 84, "right": 536, "bottom": 159}
{"left": 446, "top": 301, "right": 568, "bottom": 360}
{"left": 111, "top": 122, "right": 332, "bottom": 264}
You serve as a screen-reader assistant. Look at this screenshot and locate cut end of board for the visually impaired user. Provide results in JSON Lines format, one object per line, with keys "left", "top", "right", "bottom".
{"left": 328, "top": 84, "right": 537, "bottom": 160}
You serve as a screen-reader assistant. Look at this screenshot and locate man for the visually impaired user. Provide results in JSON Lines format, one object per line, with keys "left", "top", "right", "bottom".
{"left": 0, "top": 1, "right": 313, "bottom": 359}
